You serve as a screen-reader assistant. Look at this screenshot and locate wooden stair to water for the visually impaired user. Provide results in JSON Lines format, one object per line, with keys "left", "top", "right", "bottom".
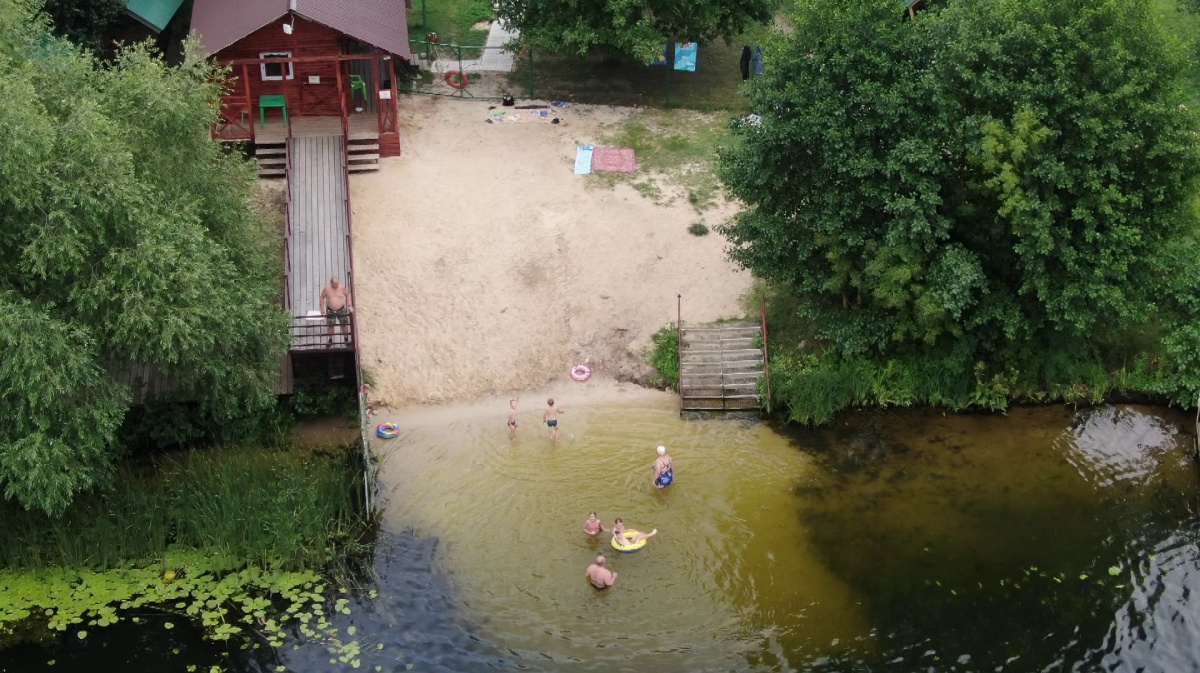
{"left": 679, "top": 322, "right": 764, "bottom": 412}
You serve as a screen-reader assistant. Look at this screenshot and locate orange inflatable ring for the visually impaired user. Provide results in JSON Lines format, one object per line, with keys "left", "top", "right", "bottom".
{"left": 444, "top": 70, "right": 468, "bottom": 89}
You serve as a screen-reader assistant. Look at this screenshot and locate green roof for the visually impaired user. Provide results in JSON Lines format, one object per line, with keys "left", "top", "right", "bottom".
{"left": 125, "top": 0, "right": 185, "bottom": 31}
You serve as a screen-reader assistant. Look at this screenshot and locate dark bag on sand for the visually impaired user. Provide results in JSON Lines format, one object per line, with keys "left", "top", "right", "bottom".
{"left": 502, "top": 93, "right": 515, "bottom": 106}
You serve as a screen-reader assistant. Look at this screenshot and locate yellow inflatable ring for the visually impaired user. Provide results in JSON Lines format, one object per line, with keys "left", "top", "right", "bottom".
{"left": 612, "top": 530, "right": 648, "bottom": 553}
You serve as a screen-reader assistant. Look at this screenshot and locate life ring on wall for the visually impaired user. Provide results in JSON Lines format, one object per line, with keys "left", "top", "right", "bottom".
{"left": 570, "top": 364, "right": 591, "bottom": 382}
{"left": 444, "top": 70, "right": 468, "bottom": 89}
{"left": 612, "top": 530, "right": 648, "bottom": 553}
{"left": 376, "top": 423, "right": 400, "bottom": 439}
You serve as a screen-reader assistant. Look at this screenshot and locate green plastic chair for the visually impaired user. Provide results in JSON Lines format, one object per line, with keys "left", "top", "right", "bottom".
{"left": 259, "top": 94, "right": 287, "bottom": 128}
{"left": 349, "top": 75, "right": 368, "bottom": 108}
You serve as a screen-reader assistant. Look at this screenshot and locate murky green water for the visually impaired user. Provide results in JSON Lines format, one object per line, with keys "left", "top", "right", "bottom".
{"left": 8, "top": 389, "right": 1197, "bottom": 672}
{"left": 376, "top": 387, "right": 1200, "bottom": 672}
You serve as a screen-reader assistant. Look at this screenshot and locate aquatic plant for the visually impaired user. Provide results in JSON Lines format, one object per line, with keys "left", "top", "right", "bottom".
{"left": 0, "top": 548, "right": 396, "bottom": 667}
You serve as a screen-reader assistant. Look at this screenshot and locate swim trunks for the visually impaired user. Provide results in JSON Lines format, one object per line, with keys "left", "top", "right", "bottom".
{"left": 325, "top": 305, "right": 350, "bottom": 325}
{"left": 655, "top": 469, "right": 674, "bottom": 488}
{"left": 547, "top": 419, "right": 558, "bottom": 427}
{"left": 508, "top": 419, "right": 517, "bottom": 428}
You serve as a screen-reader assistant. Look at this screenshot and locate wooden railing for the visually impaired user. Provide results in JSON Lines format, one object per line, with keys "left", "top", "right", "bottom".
{"left": 213, "top": 95, "right": 253, "bottom": 141}
{"left": 289, "top": 314, "right": 354, "bottom": 351}
{"left": 761, "top": 292, "right": 772, "bottom": 415}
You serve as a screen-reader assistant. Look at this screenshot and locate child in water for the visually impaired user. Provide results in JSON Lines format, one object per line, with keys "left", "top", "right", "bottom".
{"left": 507, "top": 398, "right": 518, "bottom": 440}
{"left": 543, "top": 398, "right": 563, "bottom": 441}
{"left": 583, "top": 511, "right": 605, "bottom": 536}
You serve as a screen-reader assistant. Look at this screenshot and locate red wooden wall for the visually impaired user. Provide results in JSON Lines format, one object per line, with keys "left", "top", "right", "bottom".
{"left": 218, "top": 16, "right": 345, "bottom": 118}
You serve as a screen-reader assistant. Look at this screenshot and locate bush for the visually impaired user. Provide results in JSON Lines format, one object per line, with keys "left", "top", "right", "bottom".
{"left": 0, "top": 446, "right": 365, "bottom": 571}
{"left": 687, "top": 222, "right": 709, "bottom": 236}
{"left": 647, "top": 324, "right": 680, "bottom": 390}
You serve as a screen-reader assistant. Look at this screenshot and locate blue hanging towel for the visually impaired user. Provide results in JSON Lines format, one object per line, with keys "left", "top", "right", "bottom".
{"left": 574, "top": 145, "right": 594, "bottom": 175}
{"left": 752, "top": 46, "right": 764, "bottom": 76}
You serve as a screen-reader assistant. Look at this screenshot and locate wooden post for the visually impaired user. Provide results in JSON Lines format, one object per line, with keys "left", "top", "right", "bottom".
{"left": 335, "top": 58, "right": 347, "bottom": 138}
{"left": 241, "top": 63, "right": 254, "bottom": 142}
{"left": 375, "top": 54, "right": 384, "bottom": 135}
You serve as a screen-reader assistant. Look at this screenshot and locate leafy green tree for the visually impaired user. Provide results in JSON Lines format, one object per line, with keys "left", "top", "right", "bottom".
{"left": 0, "top": 1, "right": 288, "bottom": 514}
{"left": 497, "top": 0, "right": 778, "bottom": 62}
{"left": 720, "top": 0, "right": 1200, "bottom": 379}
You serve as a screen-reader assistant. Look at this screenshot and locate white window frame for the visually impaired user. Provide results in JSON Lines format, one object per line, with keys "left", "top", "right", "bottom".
{"left": 260, "top": 52, "right": 294, "bottom": 81}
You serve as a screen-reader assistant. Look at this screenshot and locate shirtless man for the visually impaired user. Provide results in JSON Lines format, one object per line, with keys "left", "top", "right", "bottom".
{"left": 543, "top": 398, "right": 563, "bottom": 441}
{"left": 652, "top": 445, "right": 674, "bottom": 488}
{"left": 320, "top": 276, "right": 353, "bottom": 345}
{"left": 585, "top": 555, "right": 617, "bottom": 589}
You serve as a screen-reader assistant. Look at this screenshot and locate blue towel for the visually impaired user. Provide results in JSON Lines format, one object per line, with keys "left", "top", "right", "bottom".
{"left": 574, "top": 145, "right": 594, "bottom": 175}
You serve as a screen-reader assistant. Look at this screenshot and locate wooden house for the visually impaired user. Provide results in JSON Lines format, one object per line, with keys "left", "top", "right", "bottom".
{"left": 191, "top": 0, "right": 411, "bottom": 159}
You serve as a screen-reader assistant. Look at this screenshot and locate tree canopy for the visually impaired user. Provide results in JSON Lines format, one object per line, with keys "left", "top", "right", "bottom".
{"left": 720, "top": 0, "right": 1200, "bottom": 393}
{"left": 38, "top": 0, "right": 126, "bottom": 51}
{"left": 497, "top": 0, "right": 778, "bottom": 62}
{"left": 0, "top": 0, "right": 288, "bottom": 514}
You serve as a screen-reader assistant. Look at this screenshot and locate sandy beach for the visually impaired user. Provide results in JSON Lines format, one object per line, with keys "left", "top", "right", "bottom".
{"left": 349, "top": 96, "right": 750, "bottom": 406}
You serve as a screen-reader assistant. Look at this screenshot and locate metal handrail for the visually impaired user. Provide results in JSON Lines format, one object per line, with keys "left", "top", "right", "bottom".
{"left": 761, "top": 292, "right": 772, "bottom": 415}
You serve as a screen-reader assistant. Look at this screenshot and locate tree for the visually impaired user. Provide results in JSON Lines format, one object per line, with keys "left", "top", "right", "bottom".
{"left": 719, "top": 0, "right": 1200, "bottom": 372}
{"left": 497, "top": 0, "right": 778, "bottom": 63}
{"left": 0, "top": 0, "right": 289, "bottom": 514}
{"left": 39, "top": 0, "right": 126, "bottom": 51}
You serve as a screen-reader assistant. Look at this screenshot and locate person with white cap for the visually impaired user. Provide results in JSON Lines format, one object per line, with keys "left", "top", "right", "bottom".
{"left": 652, "top": 445, "right": 674, "bottom": 488}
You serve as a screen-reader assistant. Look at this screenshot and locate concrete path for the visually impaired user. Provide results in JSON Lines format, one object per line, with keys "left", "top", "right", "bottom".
{"left": 429, "top": 20, "right": 521, "bottom": 73}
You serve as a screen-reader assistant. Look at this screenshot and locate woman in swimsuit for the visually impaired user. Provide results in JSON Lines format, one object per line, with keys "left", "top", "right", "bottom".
{"left": 612, "top": 518, "right": 657, "bottom": 547}
{"left": 652, "top": 445, "right": 674, "bottom": 488}
{"left": 583, "top": 511, "right": 605, "bottom": 536}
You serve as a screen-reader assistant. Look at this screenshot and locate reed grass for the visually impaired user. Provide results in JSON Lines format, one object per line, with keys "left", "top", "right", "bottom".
{"left": 0, "top": 446, "right": 364, "bottom": 572}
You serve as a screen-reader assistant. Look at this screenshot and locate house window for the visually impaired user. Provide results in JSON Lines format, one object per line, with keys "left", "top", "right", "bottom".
{"left": 260, "top": 52, "right": 293, "bottom": 81}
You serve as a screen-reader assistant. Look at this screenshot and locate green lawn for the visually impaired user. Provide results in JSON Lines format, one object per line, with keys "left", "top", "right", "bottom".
{"left": 508, "top": 28, "right": 772, "bottom": 111}
{"left": 407, "top": 0, "right": 493, "bottom": 49}
{"left": 1152, "top": 0, "right": 1200, "bottom": 105}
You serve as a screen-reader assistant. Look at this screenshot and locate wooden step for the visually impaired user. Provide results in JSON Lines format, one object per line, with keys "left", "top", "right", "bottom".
{"left": 346, "top": 142, "right": 380, "bottom": 152}
{"left": 348, "top": 164, "right": 380, "bottom": 173}
{"left": 258, "top": 168, "right": 286, "bottom": 178}
{"left": 347, "top": 153, "right": 381, "bottom": 162}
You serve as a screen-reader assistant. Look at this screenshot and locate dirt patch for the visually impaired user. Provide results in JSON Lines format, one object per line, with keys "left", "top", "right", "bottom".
{"left": 349, "top": 97, "right": 751, "bottom": 406}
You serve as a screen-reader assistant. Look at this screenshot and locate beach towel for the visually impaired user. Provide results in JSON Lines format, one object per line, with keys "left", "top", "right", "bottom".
{"left": 591, "top": 147, "right": 637, "bottom": 173}
{"left": 575, "top": 145, "right": 594, "bottom": 175}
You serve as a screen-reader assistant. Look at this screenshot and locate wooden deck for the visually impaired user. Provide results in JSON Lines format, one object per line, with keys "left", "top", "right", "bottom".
{"left": 257, "top": 113, "right": 381, "bottom": 144}
{"left": 288, "top": 135, "right": 353, "bottom": 351}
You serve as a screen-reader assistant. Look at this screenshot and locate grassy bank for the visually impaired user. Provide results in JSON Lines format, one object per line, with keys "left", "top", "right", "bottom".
{"left": 0, "top": 445, "right": 365, "bottom": 571}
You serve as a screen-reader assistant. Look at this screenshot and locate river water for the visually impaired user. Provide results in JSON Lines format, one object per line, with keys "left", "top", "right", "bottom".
{"left": 5, "top": 385, "right": 1199, "bottom": 672}
{"left": 373, "top": 384, "right": 1200, "bottom": 672}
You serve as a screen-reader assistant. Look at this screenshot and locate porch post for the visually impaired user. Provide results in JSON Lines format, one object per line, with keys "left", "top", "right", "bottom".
{"left": 335, "top": 58, "right": 347, "bottom": 137}
{"left": 375, "top": 54, "right": 384, "bottom": 135}
{"left": 241, "top": 63, "right": 254, "bottom": 142}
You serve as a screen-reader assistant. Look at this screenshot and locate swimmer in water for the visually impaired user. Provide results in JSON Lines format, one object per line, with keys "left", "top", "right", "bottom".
{"left": 586, "top": 555, "right": 617, "bottom": 589}
{"left": 652, "top": 445, "right": 674, "bottom": 488}
{"left": 583, "top": 511, "right": 606, "bottom": 536}
{"left": 612, "top": 517, "right": 657, "bottom": 547}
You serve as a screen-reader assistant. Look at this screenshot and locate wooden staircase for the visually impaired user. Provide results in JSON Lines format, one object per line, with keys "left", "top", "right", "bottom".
{"left": 679, "top": 322, "right": 765, "bottom": 412}
{"left": 256, "top": 141, "right": 287, "bottom": 179}
{"left": 346, "top": 136, "right": 380, "bottom": 173}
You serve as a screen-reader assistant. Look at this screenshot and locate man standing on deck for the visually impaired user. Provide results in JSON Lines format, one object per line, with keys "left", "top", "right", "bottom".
{"left": 586, "top": 555, "right": 617, "bottom": 589}
{"left": 320, "top": 276, "right": 353, "bottom": 345}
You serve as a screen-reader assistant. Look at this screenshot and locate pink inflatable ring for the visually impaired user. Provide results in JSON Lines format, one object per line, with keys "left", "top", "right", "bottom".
{"left": 570, "top": 364, "right": 591, "bottom": 382}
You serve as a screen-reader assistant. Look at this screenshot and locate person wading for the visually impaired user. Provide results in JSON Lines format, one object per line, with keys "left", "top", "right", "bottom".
{"left": 586, "top": 555, "right": 617, "bottom": 589}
